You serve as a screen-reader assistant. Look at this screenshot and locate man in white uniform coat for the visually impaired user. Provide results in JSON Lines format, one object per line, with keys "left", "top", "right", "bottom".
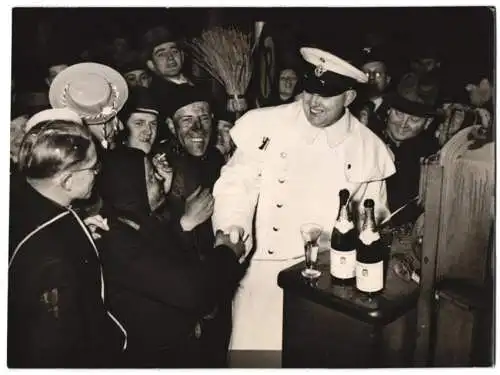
{"left": 212, "top": 47, "right": 396, "bottom": 360}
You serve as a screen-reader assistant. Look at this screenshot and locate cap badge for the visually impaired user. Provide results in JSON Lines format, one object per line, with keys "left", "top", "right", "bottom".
{"left": 314, "top": 57, "right": 327, "bottom": 77}
{"left": 315, "top": 64, "right": 326, "bottom": 77}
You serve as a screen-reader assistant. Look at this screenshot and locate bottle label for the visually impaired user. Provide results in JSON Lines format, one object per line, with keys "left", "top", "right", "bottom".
{"left": 335, "top": 218, "right": 354, "bottom": 234}
{"left": 330, "top": 248, "right": 356, "bottom": 279}
{"left": 359, "top": 229, "right": 381, "bottom": 245}
{"left": 356, "top": 261, "right": 384, "bottom": 292}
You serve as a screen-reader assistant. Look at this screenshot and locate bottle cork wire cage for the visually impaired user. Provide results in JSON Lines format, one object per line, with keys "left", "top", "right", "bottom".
{"left": 414, "top": 125, "right": 494, "bottom": 366}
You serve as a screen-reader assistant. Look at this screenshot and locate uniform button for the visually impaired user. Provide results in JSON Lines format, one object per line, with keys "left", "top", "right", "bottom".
{"left": 267, "top": 249, "right": 274, "bottom": 254}
{"left": 347, "top": 163, "right": 352, "bottom": 169}
{"left": 280, "top": 152, "right": 287, "bottom": 158}
{"left": 273, "top": 226, "right": 279, "bottom": 232}
{"left": 278, "top": 178, "right": 286, "bottom": 184}
{"left": 276, "top": 203, "right": 283, "bottom": 208}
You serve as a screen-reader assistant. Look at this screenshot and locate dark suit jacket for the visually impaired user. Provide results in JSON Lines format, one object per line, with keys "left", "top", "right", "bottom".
{"left": 8, "top": 177, "right": 124, "bottom": 368}
{"left": 99, "top": 210, "right": 243, "bottom": 353}
{"left": 155, "top": 141, "right": 226, "bottom": 260}
{"left": 374, "top": 129, "right": 440, "bottom": 224}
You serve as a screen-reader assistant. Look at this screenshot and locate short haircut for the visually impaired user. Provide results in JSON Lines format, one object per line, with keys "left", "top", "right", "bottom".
{"left": 17, "top": 120, "right": 94, "bottom": 180}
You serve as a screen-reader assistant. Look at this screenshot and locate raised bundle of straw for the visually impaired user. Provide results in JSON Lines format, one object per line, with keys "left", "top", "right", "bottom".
{"left": 186, "top": 27, "right": 253, "bottom": 114}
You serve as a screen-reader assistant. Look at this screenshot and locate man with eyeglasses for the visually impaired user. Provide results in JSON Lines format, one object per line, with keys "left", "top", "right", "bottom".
{"left": 8, "top": 119, "right": 127, "bottom": 368}
{"left": 352, "top": 45, "right": 393, "bottom": 132}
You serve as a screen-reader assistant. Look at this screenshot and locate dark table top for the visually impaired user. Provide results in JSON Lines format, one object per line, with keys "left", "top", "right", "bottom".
{"left": 278, "top": 250, "right": 420, "bottom": 325}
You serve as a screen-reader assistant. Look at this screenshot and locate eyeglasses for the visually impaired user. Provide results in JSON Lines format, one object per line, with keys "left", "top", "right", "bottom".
{"left": 71, "top": 160, "right": 102, "bottom": 175}
{"left": 364, "top": 71, "right": 384, "bottom": 79}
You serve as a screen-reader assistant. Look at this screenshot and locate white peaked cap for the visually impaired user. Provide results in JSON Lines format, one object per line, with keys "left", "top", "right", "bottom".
{"left": 300, "top": 47, "right": 368, "bottom": 83}
{"left": 25, "top": 108, "right": 83, "bottom": 132}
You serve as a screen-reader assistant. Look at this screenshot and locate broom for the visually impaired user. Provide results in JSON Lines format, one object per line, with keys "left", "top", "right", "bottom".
{"left": 186, "top": 27, "right": 254, "bottom": 117}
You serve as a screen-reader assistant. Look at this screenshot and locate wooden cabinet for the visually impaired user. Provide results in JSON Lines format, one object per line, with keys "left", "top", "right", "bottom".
{"left": 278, "top": 251, "right": 419, "bottom": 368}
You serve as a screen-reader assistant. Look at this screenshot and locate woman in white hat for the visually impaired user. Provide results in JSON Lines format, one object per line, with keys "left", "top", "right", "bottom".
{"left": 49, "top": 62, "right": 129, "bottom": 151}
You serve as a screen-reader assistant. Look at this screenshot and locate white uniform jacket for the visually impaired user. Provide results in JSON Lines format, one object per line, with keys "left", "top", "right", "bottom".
{"left": 212, "top": 101, "right": 396, "bottom": 351}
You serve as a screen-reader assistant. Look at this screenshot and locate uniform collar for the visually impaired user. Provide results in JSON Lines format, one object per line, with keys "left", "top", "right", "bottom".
{"left": 299, "top": 108, "right": 353, "bottom": 148}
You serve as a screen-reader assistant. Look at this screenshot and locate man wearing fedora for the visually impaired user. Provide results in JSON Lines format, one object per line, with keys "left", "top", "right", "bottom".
{"left": 374, "top": 82, "right": 440, "bottom": 224}
{"left": 212, "top": 47, "right": 395, "bottom": 364}
{"left": 117, "top": 51, "right": 152, "bottom": 89}
{"left": 48, "top": 62, "right": 129, "bottom": 151}
{"left": 142, "top": 26, "right": 211, "bottom": 142}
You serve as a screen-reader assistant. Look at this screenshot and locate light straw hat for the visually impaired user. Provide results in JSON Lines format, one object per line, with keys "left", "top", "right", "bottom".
{"left": 49, "top": 62, "right": 128, "bottom": 125}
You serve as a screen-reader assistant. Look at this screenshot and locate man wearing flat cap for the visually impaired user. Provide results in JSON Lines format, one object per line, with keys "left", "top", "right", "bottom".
{"left": 153, "top": 87, "right": 232, "bottom": 366}
{"left": 212, "top": 47, "right": 395, "bottom": 361}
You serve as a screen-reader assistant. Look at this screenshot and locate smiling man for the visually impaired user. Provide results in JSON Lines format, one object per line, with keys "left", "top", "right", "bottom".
{"left": 374, "top": 84, "right": 440, "bottom": 223}
{"left": 118, "top": 87, "right": 159, "bottom": 154}
{"left": 143, "top": 26, "right": 209, "bottom": 142}
{"left": 153, "top": 86, "right": 229, "bottom": 366}
{"left": 212, "top": 47, "right": 396, "bottom": 364}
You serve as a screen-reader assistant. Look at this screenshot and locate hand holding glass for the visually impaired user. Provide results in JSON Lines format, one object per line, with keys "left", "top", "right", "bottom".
{"left": 300, "top": 223, "right": 323, "bottom": 279}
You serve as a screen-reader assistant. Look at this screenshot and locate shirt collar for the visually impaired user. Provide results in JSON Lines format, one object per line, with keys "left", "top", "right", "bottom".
{"left": 371, "top": 97, "right": 383, "bottom": 111}
{"left": 299, "top": 108, "right": 353, "bottom": 148}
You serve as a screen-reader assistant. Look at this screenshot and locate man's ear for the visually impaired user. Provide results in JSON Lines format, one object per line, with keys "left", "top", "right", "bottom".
{"left": 58, "top": 173, "right": 73, "bottom": 192}
{"left": 344, "top": 89, "right": 357, "bottom": 107}
{"left": 166, "top": 117, "right": 176, "bottom": 135}
{"left": 386, "top": 75, "right": 392, "bottom": 86}
{"left": 146, "top": 60, "right": 156, "bottom": 73}
{"left": 44, "top": 78, "right": 51, "bottom": 87}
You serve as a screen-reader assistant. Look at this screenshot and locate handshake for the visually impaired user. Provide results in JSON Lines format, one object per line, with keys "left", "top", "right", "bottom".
{"left": 214, "top": 226, "right": 249, "bottom": 260}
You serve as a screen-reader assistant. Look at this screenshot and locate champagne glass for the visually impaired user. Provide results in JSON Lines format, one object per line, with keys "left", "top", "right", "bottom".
{"left": 300, "top": 223, "right": 323, "bottom": 279}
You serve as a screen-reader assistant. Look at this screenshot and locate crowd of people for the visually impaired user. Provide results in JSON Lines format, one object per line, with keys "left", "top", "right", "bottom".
{"left": 8, "top": 18, "right": 494, "bottom": 368}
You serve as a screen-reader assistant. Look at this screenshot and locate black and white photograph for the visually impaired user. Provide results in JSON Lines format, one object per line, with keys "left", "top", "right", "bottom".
{"left": 5, "top": 3, "right": 496, "bottom": 369}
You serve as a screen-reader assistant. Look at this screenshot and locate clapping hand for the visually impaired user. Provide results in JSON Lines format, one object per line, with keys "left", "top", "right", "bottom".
{"left": 180, "top": 186, "right": 214, "bottom": 231}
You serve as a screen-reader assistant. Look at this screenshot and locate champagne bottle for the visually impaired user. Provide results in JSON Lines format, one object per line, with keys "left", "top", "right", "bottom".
{"left": 356, "top": 199, "right": 385, "bottom": 295}
{"left": 330, "top": 189, "right": 357, "bottom": 285}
